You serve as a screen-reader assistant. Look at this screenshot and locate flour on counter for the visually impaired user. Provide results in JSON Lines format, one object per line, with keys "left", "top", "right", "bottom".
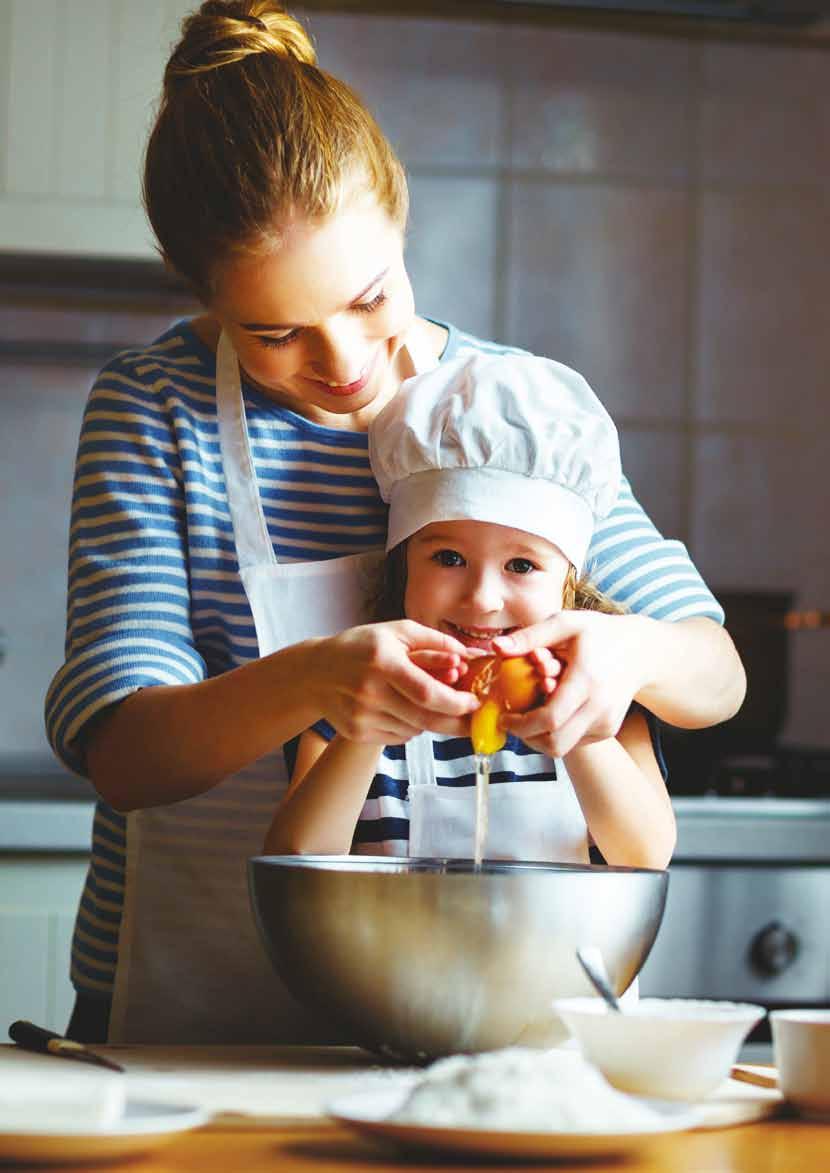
{"left": 393, "top": 1047, "right": 666, "bottom": 1133}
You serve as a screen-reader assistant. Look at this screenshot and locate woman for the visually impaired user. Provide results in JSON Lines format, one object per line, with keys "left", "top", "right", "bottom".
{"left": 45, "top": 0, "right": 744, "bottom": 1044}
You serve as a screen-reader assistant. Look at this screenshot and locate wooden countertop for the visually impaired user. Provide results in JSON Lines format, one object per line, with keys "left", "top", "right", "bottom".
{"left": 120, "top": 1115, "right": 830, "bottom": 1172}
{"left": 2, "top": 1045, "right": 824, "bottom": 1170}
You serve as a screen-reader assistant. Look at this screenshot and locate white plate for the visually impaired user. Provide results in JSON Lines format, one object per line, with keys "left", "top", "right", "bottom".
{"left": 328, "top": 1085, "right": 700, "bottom": 1162}
{"left": 0, "top": 1100, "right": 209, "bottom": 1166}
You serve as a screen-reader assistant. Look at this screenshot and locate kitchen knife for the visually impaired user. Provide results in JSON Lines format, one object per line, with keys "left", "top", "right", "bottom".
{"left": 8, "top": 1020, "right": 123, "bottom": 1073}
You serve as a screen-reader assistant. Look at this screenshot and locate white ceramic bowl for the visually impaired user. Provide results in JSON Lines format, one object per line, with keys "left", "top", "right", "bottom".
{"left": 770, "top": 1009, "right": 830, "bottom": 1120}
{"left": 552, "top": 997, "right": 766, "bottom": 1102}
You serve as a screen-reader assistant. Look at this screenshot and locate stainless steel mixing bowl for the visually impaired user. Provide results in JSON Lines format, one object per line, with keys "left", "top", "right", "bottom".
{"left": 249, "top": 856, "right": 668, "bottom": 1061}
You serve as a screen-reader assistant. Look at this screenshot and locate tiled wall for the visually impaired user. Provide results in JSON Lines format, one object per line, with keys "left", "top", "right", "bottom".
{"left": 1, "top": 10, "right": 828, "bottom": 765}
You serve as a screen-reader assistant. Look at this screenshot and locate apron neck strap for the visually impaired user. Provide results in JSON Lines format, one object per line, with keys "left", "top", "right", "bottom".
{"left": 405, "top": 731, "right": 437, "bottom": 788}
{"left": 216, "top": 330, "right": 278, "bottom": 571}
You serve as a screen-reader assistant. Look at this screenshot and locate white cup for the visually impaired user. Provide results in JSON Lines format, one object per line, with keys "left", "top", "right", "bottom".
{"left": 770, "top": 1009, "right": 830, "bottom": 1121}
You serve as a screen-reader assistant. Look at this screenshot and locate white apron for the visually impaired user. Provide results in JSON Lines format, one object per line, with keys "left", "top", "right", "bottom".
{"left": 109, "top": 329, "right": 431, "bottom": 1043}
{"left": 405, "top": 733, "right": 589, "bottom": 863}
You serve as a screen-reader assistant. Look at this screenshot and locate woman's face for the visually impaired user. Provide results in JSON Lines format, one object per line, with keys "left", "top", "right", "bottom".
{"left": 212, "top": 200, "right": 415, "bottom": 428}
{"left": 404, "top": 520, "right": 570, "bottom": 651}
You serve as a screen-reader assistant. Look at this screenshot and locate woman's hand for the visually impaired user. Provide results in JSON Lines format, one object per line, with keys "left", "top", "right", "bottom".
{"left": 493, "top": 612, "right": 647, "bottom": 758}
{"left": 309, "top": 621, "right": 479, "bottom": 744}
{"left": 494, "top": 611, "right": 746, "bottom": 757}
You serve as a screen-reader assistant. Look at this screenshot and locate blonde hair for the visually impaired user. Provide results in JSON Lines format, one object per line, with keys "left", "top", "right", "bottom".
{"left": 565, "top": 565, "right": 625, "bottom": 615}
{"left": 143, "top": 1, "right": 408, "bottom": 299}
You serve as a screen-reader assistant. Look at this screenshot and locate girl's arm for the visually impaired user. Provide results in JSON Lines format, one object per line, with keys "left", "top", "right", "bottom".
{"left": 563, "top": 708, "right": 676, "bottom": 870}
{"left": 263, "top": 729, "right": 382, "bottom": 855}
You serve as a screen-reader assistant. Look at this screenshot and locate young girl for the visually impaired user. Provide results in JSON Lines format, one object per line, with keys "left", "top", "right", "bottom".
{"left": 265, "top": 352, "right": 676, "bottom": 869}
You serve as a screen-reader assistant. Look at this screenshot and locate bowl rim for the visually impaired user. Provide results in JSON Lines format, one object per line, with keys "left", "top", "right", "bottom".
{"left": 249, "top": 854, "right": 667, "bottom": 876}
{"left": 770, "top": 1009, "right": 830, "bottom": 1026}
{"left": 553, "top": 996, "right": 767, "bottom": 1022}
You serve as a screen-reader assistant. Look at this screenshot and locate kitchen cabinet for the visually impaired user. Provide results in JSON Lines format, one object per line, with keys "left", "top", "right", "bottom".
{"left": 0, "top": 854, "right": 88, "bottom": 1033}
{"left": 0, "top": 0, "right": 190, "bottom": 258}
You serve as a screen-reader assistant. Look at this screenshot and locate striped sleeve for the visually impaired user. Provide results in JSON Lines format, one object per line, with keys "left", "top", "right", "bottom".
{"left": 586, "top": 476, "right": 724, "bottom": 624}
{"left": 45, "top": 353, "right": 206, "bottom": 774}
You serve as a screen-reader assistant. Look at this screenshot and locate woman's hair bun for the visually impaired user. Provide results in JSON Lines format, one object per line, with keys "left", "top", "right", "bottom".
{"left": 167, "top": 0, "right": 316, "bottom": 80}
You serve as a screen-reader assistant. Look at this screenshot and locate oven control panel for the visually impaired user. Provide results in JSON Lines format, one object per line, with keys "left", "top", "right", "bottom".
{"left": 639, "top": 865, "right": 830, "bottom": 1004}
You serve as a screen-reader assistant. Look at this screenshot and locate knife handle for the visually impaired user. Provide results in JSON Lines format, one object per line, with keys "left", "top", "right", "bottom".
{"left": 9, "top": 1018, "right": 124, "bottom": 1073}
{"left": 9, "top": 1019, "right": 87, "bottom": 1058}
{"left": 8, "top": 1019, "right": 67, "bottom": 1053}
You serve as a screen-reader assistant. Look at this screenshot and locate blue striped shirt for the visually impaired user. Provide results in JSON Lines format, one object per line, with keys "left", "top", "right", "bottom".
{"left": 44, "top": 317, "right": 722, "bottom": 998}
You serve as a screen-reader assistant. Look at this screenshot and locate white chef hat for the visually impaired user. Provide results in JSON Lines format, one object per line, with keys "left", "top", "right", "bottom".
{"left": 369, "top": 352, "right": 621, "bottom": 573}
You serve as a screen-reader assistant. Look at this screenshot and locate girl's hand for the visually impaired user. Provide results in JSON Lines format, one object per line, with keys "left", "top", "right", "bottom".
{"left": 493, "top": 612, "right": 646, "bottom": 758}
{"left": 524, "top": 645, "right": 562, "bottom": 698}
{"left": 311, "top": 621, "right": 478, "bottom": 744}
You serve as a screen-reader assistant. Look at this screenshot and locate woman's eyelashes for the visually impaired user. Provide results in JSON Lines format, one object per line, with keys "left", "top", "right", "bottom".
{"left": 254, "top": 290, "right": 389, "bottom": 350}
{"left": 257, "top": 330, "right": 300, "bottom": 350}
{"left": 353, "top": 289, "right": 388, "bottom": 315}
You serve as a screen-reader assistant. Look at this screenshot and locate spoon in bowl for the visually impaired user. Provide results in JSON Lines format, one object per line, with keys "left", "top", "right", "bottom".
{"left": 576, "top": 946, "right": 622, "bottom": 1013}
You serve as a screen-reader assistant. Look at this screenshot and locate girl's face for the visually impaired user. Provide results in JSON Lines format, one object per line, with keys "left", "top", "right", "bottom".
{"left": 404, "top": 520, "right": 570, "bottom": 651}
{"left": 212, "top": 199, "right": 415, "bottom": 429}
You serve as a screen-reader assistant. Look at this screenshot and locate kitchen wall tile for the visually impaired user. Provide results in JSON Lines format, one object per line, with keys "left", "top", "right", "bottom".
{"left": 786, "top": 639, "right": 830, "bottom": 748}
{"left": 5, "top": 0, "right": 60, "bottom": 196}
{"left": 690, "top": 431, "right": 798, "bottom": 593}
{"left": 0, "top": 1, "right": 10, "bottom": 194}
{"left": 694, "top": 427, "right": 830, "bottom": 747}
{"left": 50, "top": 909, "right": 80, "bottom": 1030}
{"left": 0, "top": 307, "right": 180, "bottom": 347}
{"left": 700, "top": 42, "right": 830, "bottom": 188}
{"left": 769, "top": 423, "right": 830, "bottom": 749}
{"left": 505, "top": 181, "right": 690, "bottom": 420}
{"left": 53, "top": 0, "right": 112, "bottom": 200}
{"left": 299, "top": 10, "right": 506, "bottom": 168}
{"left": 0, "top": 911, "right": 50, "bottom": 1030}
{"left": 0, "top": 369, "right": 93, "bottom": 759}
{"left": 696, "top": 190, "right": 830, "bottom": 427}
{"left": 507, "top": 26, "right": 695, "bottom": 182}
{"left": 617, "top": 426, "right": 690, "bottom": 547}
{"left": 111, "top": 0, "right": 177, "bottom": 201}
{"left": 406, "top": 175, "right": 501, "bottom": 341}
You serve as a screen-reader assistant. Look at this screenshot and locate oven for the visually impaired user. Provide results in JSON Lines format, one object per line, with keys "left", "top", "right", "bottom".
{"left": 639, "top": 592, "right": 830, "bottom": 1044}
{"left": 639, "top": 800, "right": 830, "bottom": 1012}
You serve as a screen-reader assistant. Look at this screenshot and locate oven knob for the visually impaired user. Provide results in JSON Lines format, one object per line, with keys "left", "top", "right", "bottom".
{"left": 749, "top": 921, "right": 799, "bottom": 977}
